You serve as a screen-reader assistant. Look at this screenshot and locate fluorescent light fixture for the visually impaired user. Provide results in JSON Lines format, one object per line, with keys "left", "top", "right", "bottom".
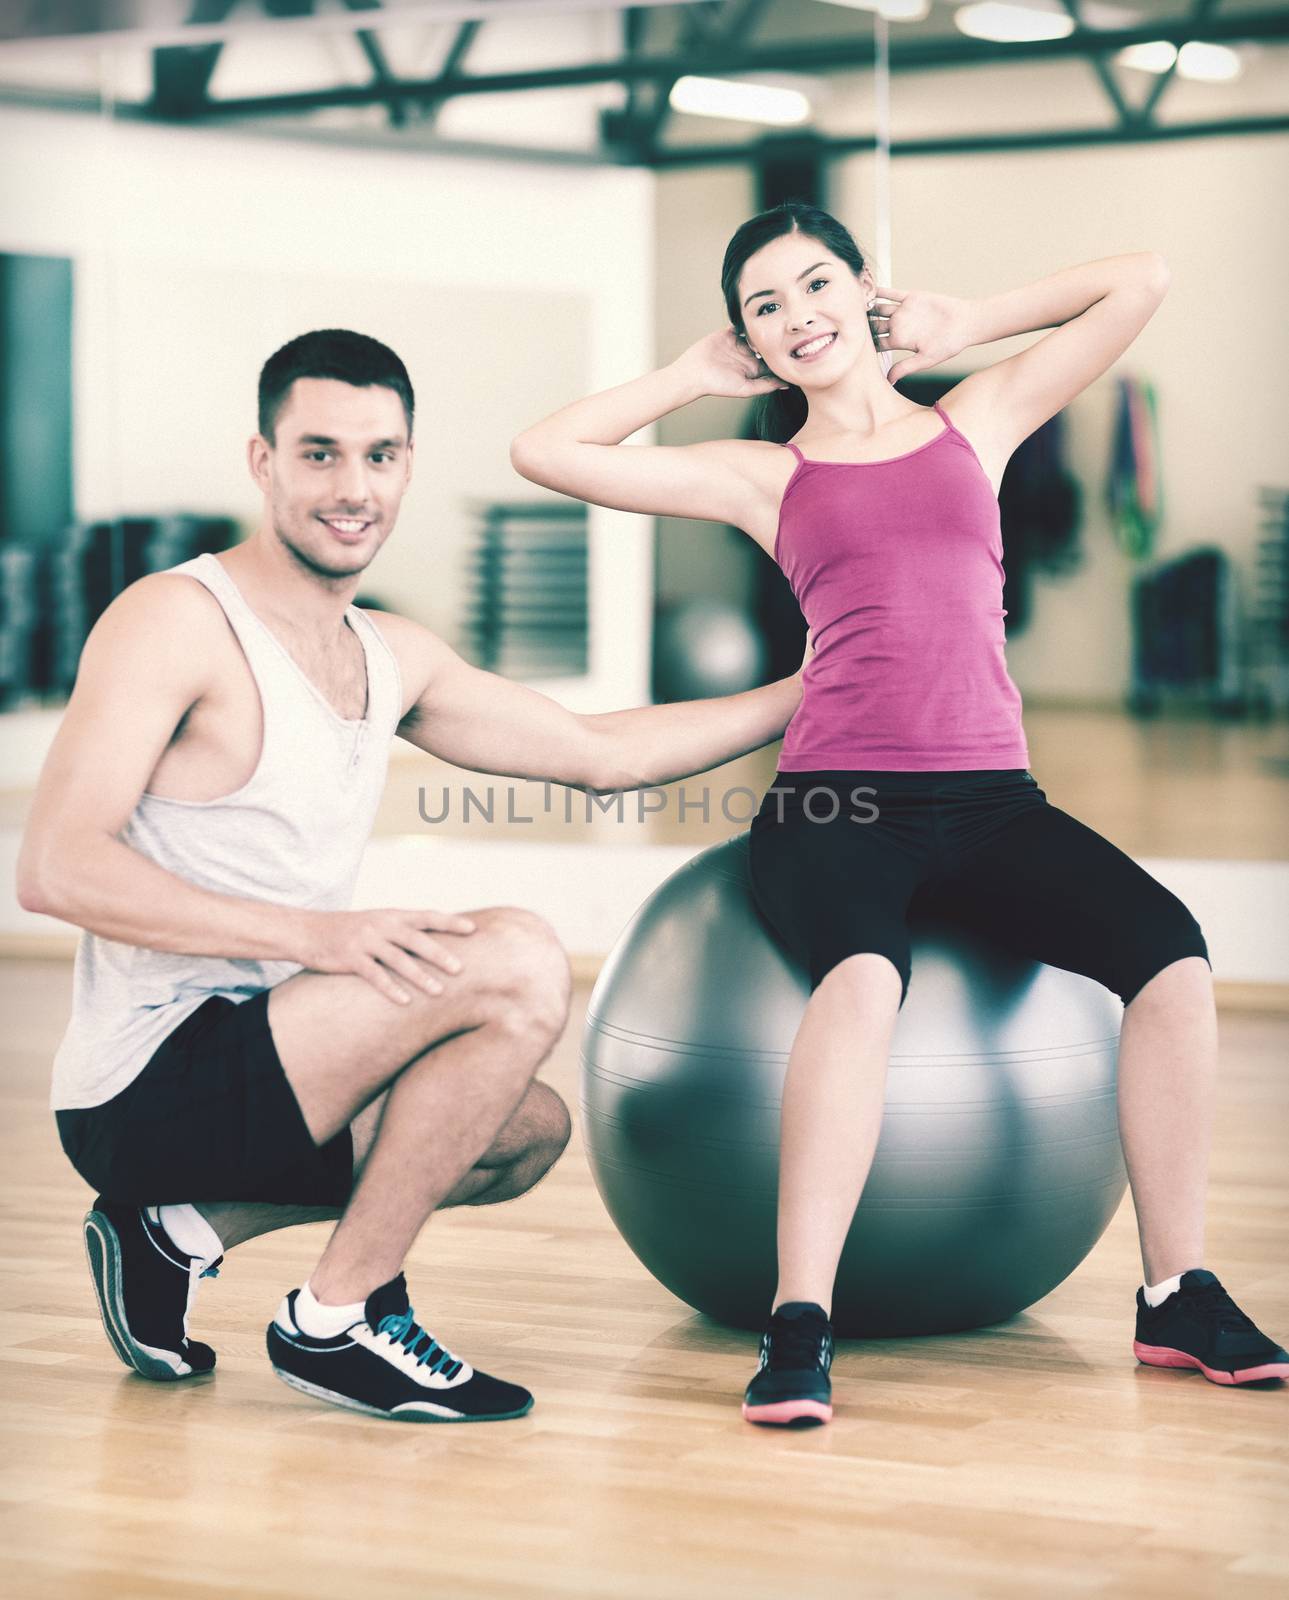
{"left": 1117, "top": 40, "right": 1178, "bottom": 74}
{"left": 669, "top": 75, "right": 812, "bottom": 127}
{"left": 813, "top": 0, "right": 932, "bottom": 18}
{"left": 1177, "top": 41, "right": 1242, "bottom": 82}
{"left": 954, "top": 3, "right": 1076, "bottom": 43}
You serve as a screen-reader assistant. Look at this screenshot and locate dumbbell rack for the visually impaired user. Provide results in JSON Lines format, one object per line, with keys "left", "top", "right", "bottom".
{"left": 1250, "top": 488, "right": 1289, "bottom": 718}
{"left": 461, "top": 499, "right": 588, "bottom": 681}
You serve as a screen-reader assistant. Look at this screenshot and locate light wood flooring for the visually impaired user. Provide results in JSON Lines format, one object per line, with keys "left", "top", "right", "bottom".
{"left": 1, "top": 960, "right": 1286, "bottom": 1599}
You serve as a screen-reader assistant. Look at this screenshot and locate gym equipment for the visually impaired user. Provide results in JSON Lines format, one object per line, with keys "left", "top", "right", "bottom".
{"left": 581, "top": 833, "right": 1126, "bottom": 1338}
{"left": 653, "top": 597, "right": 767, "bottom": 703}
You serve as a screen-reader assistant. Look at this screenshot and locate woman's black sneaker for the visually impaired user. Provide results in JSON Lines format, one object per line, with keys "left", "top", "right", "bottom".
{"left": 82, "top": 1201, "right": 222, "bottom": 1381}
{"left": 742, "top": 1301, "right": 834, "bottom": 1426}
{"left": 266, "top": 1272, "right": 534, "bottom": 1422}
{"left": 1134, "top": 1269, "right": 1289, "bottom": 1385}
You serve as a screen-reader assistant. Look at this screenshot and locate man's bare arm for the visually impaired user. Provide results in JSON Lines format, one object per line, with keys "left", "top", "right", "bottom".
{"left": 374, "top": 612, "right": 804, "bottom": 791}
{"left": 15, "top": 575, "right": 311, "bottom": 958}
{"left": 17, "top": 578, "right": 477, "bottom": 1003}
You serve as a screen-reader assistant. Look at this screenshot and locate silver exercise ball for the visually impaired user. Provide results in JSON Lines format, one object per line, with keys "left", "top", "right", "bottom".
{"left": 581, "top": 833, "right": 1127, "bottom": 1338}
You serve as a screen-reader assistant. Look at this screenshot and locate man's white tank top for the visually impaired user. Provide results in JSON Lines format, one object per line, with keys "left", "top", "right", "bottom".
{"left": 50, "top": 552, "right": 405, "bottom": 1110}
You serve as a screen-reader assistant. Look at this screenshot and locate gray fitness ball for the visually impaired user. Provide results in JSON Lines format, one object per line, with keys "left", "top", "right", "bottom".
{"left": 581, "top": 833, "right": 1127, "bottom": 1338}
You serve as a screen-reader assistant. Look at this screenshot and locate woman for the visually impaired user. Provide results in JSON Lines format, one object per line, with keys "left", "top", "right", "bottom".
{"left": 511, "top": 202, "right": 1287, "bottom": 1424}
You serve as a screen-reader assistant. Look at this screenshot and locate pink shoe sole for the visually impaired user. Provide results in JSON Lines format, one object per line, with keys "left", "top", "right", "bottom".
{"left": 1133, "top": 1340, "right": 1289, "bottom": 1385}
{"left": 742, "top": 1398, "right": 833, "bottom": 1426}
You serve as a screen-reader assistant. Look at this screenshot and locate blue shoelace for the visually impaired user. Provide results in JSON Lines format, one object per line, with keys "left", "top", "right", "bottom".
{"left": 378, "top": 1306, "right": 463, "bottom": 1378}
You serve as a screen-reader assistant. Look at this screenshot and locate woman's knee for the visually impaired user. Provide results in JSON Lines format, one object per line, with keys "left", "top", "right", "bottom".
{"left": 815, "top": 950, "right": 907, "bottom": 1008}
{"left": 1115, "top": 900, "right": 1211, "bottom": 1008}
{"left": 1122, "top": 950, "right": 1213, "bottom": 1010}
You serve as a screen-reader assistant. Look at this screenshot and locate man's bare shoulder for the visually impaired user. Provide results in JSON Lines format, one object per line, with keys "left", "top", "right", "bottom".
{"left": 360, "top": 607, "right": 454, "bottom": 714}
{"left": 66, "top": 572, "right": 232, "bottom": 726}
{"left": 89, "top": 571, "right": 230, "bottom": 666}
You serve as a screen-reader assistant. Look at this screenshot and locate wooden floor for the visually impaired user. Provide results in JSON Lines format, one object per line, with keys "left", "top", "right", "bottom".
{"left": 1, "top": 960, "right": 1287, "bottom": 1599}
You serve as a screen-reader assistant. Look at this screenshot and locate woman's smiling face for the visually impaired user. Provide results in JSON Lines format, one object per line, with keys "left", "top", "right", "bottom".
{"left": 737, "top": 231, "right": 875, "bottom": 387}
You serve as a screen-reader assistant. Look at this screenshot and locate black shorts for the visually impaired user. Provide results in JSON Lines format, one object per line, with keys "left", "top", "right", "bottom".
{"left": 748, "top": 768, "right": 1211, "bottom": 1008}
{"left": 55, "top": 989, "right": 355, "bottom": 1208}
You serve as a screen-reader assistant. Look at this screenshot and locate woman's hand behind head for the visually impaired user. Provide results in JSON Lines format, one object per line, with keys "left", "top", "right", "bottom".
{"left": 671, "top": 328, "right": 792, "bottom": 400}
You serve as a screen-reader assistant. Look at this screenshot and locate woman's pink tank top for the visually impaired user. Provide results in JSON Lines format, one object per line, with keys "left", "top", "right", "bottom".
{"left": 774, "top": 401, "right": 1028, "bottom": 772}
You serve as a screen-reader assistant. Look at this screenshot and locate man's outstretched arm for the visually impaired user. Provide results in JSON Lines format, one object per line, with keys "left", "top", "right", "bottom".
{"left": 374, "top": 612, "right": 805, "bottom": 793}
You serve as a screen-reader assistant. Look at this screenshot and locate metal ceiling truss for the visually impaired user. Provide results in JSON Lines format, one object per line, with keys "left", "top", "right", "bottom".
{"left": 121, "top": 1, "right": 1289, "bottom": 164}
{"left": 600, "top": 0, "right": 773, "bottom": 160}
{"left": 1058, "top": 0, "right": 1226, "bottom": 134}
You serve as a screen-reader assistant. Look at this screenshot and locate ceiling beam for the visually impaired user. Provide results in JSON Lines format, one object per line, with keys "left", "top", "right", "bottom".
{"left": 647, "top": 113, "right": 1289, "bottom": 168}
{"left": 1059, "top": 0, "right": 1135, "bottom": 130}
{"left": 154, "top": 11, "right": 1289, "bottom": 121}
{"left": 602, "top": 0, "right": 773, "bottom": 162}
{"left": 1138, "top": 0, "right": 1225, "bottom": 126}
{"left": 8, "top": 80, "right": 1286, "bottom": 164}
{"left": 149, "top": 0, "right": 239, "bottom": 119}
{"left": 340, "top": 0, "right": 408, "bottom": 128}
{"left": 421, "top": 16, "right": 484, "bottom": 128}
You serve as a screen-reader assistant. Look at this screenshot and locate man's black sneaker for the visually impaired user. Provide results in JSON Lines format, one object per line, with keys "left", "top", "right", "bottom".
{"left": 266, "top": 1272, "right": 533, "bottom": 1422}
{"left": 742, "top": 1301, "right": 834, "bottom": 1426}
{"left": 82, "top": 1201, "right": 222, "bottom": 1381}
{"left": 1134, "top": 1269, "right": 1289, "bottom": 1385}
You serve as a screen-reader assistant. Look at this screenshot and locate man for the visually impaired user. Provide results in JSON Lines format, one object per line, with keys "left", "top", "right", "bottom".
{"left": 17, "top": 329, "right": 804, "bottom": 1424}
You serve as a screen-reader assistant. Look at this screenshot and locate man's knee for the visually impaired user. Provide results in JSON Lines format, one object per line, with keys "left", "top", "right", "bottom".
{"left": 529, "top": 1080, "right": 572, "bottom": 1160}
{"left": 471, "top": 905, "right": 573, "bottom": 1040}
{"left": 510, "top": 1082, "right": 572, "bottom": 1193}
{"left": 471, "top": 1082, "right": 572, "bottom": 1204}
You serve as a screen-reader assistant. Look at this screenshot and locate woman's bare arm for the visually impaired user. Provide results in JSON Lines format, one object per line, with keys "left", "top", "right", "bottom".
{"left": 877, "top": 253, "right": 1170, "bottom": 467}
{"left": 509, "top": 333, "right": 788, "bottom": 530}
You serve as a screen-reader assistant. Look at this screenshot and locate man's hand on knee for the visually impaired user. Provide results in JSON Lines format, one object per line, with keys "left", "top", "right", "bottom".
{"left": 294, "top": 906, "right": 479, "bottom": 1005}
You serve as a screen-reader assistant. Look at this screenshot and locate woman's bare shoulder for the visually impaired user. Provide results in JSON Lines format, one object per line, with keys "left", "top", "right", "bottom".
{"left": 699, "top": 435, "right": 798, "bottom": 494}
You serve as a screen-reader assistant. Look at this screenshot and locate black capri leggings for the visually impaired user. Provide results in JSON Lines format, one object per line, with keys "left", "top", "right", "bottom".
{"left": 747, "top": 768, "right": 1210, "bottom": 1008}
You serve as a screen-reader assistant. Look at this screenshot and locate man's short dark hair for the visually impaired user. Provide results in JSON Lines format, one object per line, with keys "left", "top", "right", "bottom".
{"left": 258, "top": 329, "right": 415, "bottom": 444}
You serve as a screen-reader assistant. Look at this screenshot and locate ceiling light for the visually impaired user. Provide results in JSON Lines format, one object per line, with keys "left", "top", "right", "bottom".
{"left": 1177, "top": 41, "right": 1242, "bottom": 82}
{"left": 669, "top": 75, "right": 812, "bottom": 127}
{"left": 954, "top": 3, "right": 1076, "bottom": 43}
{"left": 1117, "top": 41, "right": 1178, "bottom": 74}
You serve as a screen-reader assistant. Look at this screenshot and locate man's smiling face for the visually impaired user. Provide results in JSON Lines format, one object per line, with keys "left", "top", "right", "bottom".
{"left": 254, "top": 377, "right": 413, "bottom": 581}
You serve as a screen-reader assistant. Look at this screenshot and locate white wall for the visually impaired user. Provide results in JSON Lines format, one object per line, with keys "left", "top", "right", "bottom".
{"left": 0, "top": 104, "right": 657, "bottom": 711}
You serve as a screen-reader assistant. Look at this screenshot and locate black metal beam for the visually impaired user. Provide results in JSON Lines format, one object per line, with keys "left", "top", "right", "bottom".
{"left": 6, "top": 81, "right": 1286, "bottom": 166}
{"left": 168, "top": 11, "right": 1289, "bottom": 121}
{"left": 421, "top": 16, "right": 483, "bottom": 130}
{"left": 623, "top": 6, "right": 648, "bottom": 123}
{"left": 1059, "top": 0, "right": 1135, "bottom": 130}
{"left": 620, "top": 0, "right": 773, "bottom": 163}
{"left": 1139, "top": 0, "right": 1224, "bottom": 125}
{"left": 340, "top": 0, "right": 406, "bottom": 128}
{"left": 600, "top": 7, "right": 652, "bottom": 157}
{"left": 647, "top": 114, "right": 1289, "bottom": 169}
{"left": 149, "top": 0, "right": 238, "bottom": 119}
